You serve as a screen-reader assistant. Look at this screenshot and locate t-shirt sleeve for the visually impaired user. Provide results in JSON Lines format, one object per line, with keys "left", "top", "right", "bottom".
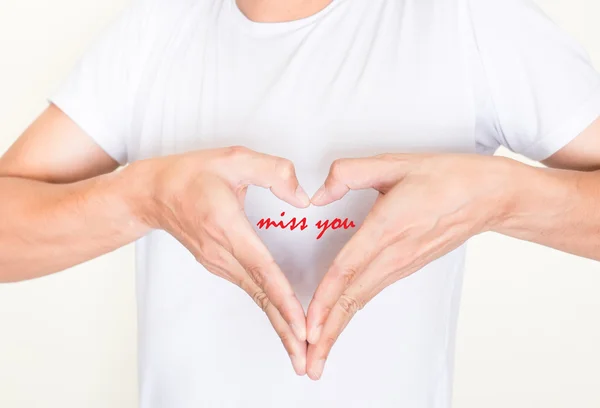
{"left": 49, "top": 0, "right": 156, "bottom": 165}
{"left": 468, "top": 0, "right": 600, "bottom": 161}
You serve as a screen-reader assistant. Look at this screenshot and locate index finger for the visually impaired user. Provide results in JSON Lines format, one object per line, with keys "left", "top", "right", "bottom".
{"left": 306, "top": 197, "right": 393, "bottom": 345}
{"left": 216, "top": 147, "right": 311, "bottom": 208}
{"left": 311, "top": 155, "right": 412, "bottom": 206}
{"left": 225, "top": 210, "right": 307, "bottom": 343}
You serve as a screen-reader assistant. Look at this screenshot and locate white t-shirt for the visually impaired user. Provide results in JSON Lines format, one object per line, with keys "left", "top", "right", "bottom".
{"left": 50, "top": 0, "right": 600, "bottom": 407}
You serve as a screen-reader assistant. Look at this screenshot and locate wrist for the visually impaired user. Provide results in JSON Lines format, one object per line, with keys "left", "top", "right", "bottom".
{"left": 112, "top": 159, "right": 163, "bottom": 231}
{"left": 480, "top": 156, "right": 523, "bottom": 232}
{"left": 485, "top": 156, "right": 571, "bottom": 236}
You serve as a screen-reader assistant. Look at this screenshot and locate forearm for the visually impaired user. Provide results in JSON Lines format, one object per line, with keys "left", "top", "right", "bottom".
{"left": 493, "top": 158, "right": 600, "bottom": 261}
{"left": 0, "top": 165, "right": 151, "bottom": 282}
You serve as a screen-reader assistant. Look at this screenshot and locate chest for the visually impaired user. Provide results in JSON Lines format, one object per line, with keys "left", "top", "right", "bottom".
{"left": 128, "top": 0, "right": 476, "bottom": 172}
{"left": 132, "top": 0, "right": 476, "bottom": 299}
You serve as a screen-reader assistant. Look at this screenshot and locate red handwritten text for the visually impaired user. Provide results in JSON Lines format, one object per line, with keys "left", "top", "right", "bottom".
{"left": 256, "top": 212, "right": 356, "bottom": 240}
{"left": 315, "top": 218, "right": 356, "bottom": 240}
{"left": 256, "top": 212, "right": 309, "bottom": 231}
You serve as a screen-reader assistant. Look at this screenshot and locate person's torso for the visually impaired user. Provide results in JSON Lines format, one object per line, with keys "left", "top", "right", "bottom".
{"left": 129, "top": 0, "right": 483, "bottom": 406}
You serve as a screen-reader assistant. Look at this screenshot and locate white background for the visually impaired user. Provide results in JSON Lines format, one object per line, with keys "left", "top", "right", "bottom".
{"left": 0, "top": 0, "right": 599, "bottom": 407}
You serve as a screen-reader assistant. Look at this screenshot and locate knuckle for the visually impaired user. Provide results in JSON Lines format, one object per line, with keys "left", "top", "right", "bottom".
{"left": 196, "top": 237, "right": 213, "bottom": 257}
{"left": 246, "top": 264, "right": 266, "bottom": 288}
{"left": 225, "top": 145, "right": 250, "bottom": 158}
{"left": 338, "top": 294, "right": 362, "bottom": 316}
{"left": 329, "top": 159, "right": 346, "bottom": 180}
{"left": 238, "top": 277, "right": 252, "bottom": 293}
{"left": 193, "top": 253, "right": 206, "bottom": 265}
{"left": 246, "top": 257, "right": 277, "bottom": 288}
{"left": 209, "top": 250, "right": 229, "bottom": 271}
{"left": 252, "top": 290, "right": 271, "bottom": 312}
{"left": 332, "top": 263, "right": 359, "bottom": 287}
{"left": 319, "top": 303, "right": 333, "bottom": 317}
{"left": 193, "top": 239, "right": 213, "bottom": 264}
{"left": 275, "top": 158, "right": 295, "bottom": 180}
{"left": 216, "top": 146, "right": 254, "bottom": 167}
{"left": 278, "top": 330, "right": 290, "bottom": 344}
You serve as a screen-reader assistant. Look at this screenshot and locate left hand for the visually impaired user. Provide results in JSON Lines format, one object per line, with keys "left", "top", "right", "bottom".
{"left": 304, "top": 153, "right": 516, "bottom": 380}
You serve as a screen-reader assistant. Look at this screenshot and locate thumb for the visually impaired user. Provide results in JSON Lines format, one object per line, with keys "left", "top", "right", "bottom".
{"left": 311, "top": 155, "right": 413, "bottom": 206}
{"left": 226, "top": 147, "right": 311, "bottom": 208}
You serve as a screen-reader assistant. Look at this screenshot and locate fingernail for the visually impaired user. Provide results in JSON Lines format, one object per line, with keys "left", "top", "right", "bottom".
{"left": 311, "top": 185, "right": 326, "bottom": 204}
{"left": 291, "top": 354, "right": 306, "bottom": 376}
{"left": 307, "top": 324, "right": 323, "bottom": 345}
{"left": 290, "top": 323, "right": 306, "bottom": 343}
{"left": 309, "top": 359, "right": 326, "bottom": 380}
{"left": 295, "top": 185, "right": 310, "bottom": 206}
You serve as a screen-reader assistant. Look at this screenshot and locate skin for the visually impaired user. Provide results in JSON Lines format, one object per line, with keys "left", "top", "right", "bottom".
{"left": 304, "top": 145, "right": 600, "bottom": 379}
{"left": 2, "top": 0, "right": 600, "bottom": 382}
{"left": 0, "top": 104, "right": 310, "bottom": 376}
{"left": 236, "top": 0, "right": 334, "bottom": 22}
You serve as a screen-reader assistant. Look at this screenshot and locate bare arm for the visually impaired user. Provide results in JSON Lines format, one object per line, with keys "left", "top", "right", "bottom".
{"left": 0, "top": 104, "right": 147, "bottom": 282}
{"left": 0, "top": 104, "right": 311, "bottom": 374}
{"left": 494, "top": 117, "right": 600, "bottom": 259}
{"left": 0, "top": 172, "right": 149, "bottom": 282}
{"left": 303, "top": 117, "right": 600, "bottom": 379}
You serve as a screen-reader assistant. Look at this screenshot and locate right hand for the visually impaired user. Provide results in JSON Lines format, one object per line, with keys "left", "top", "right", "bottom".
{"left": 129, "top": 146, "right": 311, "bottom": 375}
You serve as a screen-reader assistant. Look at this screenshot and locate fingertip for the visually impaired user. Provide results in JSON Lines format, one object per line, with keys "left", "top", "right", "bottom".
{"left": 294, "top": 185, "right": 311, "bottom": 208}
{"left": 291, "top": 354, "right": 307, "bottom": 376}
{"left": 307, "top": 359, "right": 326, "bottom": 381}
{"left": 290, "top": 323, "right": 307, "bottom": 343}
{"left": 310, "top": 185, "right": 343, "bottom": 207}
{"left": 310, "top": 185, "right": 328, "bottom": 206}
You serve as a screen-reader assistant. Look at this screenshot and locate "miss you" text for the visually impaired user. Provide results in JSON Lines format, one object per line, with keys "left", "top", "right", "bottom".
{"left": 257, "top": 212, "right": 357, "bottom": 240}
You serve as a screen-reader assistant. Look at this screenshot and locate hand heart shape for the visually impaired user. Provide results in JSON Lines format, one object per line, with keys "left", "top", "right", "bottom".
{"left": 152, "top": 147, "right": 502, "bottom": 381}
{"left": 254, "top": 152, "right": 505, "bottom": 381}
